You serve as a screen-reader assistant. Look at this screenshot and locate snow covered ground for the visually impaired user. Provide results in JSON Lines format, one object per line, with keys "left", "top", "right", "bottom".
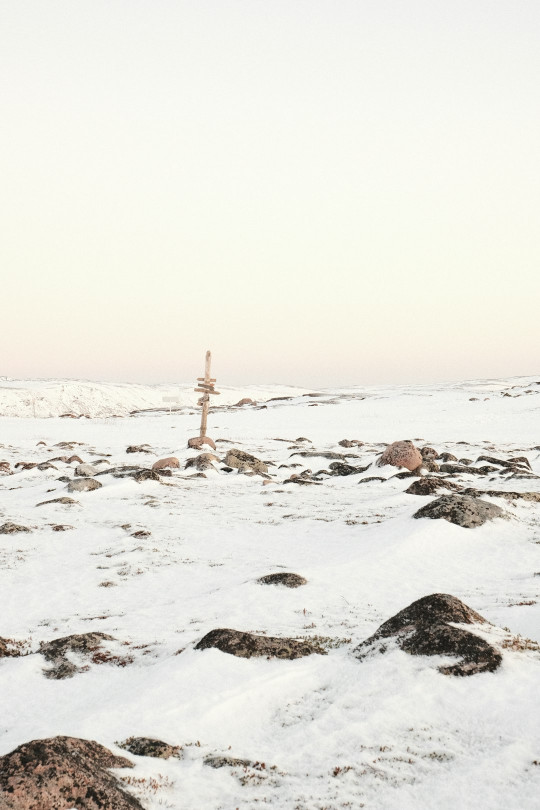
{"left": 1, "top": 375, "right": 539, "bottom": 809}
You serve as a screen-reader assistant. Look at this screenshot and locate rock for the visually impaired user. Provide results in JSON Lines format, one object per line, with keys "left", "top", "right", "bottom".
{"left": 117, "top": 737, "right": 182, "bottom": 760}
{"left": 0, "top": 522, "right": 31, "bottom": 534}
{"left": 355, "top": 593, "right": 502, "bottom": 676}
{"left": 506, "top": 470, "right": 540, "bottom": 480}
{"left": 185, "top": 453, "right": 219, "bottom": 471}
{"left": 338, "top": 439, "right": 363, "bottom": 447}
{"left": 51, "top": 524, "right": 73, "bottom": 532}
{"left": 0, "top": 637, "right": 24, "bottom": 658}
{"left": 405, "top": 478, "right": 462, "bottom": 496}
{"left": 421, "top": 459, "right": 440, "bottom": 472}
{"left": 508, "top": 456, "right": 533, "bottom": 470}
{"left": 0, "top": 735, "right": 141, "bottom": 810}
{"left": 461, "top": 488, "right": 540, "bottom": 503}
{"left": 204, "top": 755, "right": 253, "bottom": 768}
{"left": 458, "top": 458, "right": 473, "bottom": 465}
{"left": 392, "top": 470, "right": 421, "bottom": 479}
{"left": 188, "top": 436, "right": 217, "bottom": 451}
{"left": 439, "top": 452, "right": 458, "bottom": 462}
{"left": 290, "top": 450, "right": 348, "bottom": 460}
{"left": 74, "top": 463, "right": 97, "bottom": 477}
{"left": 14, "top": 462, "right": 37, "bottom": 470}
{"left": 95, "top": 465, "right": 143, "bottom": 479}
{"left": 36, "top": 462, "right": 58, "bottom": 471}
{"left": 295, "top": 437, "right": 312, "bottom": 443}
{"left": 36, "top": 497, "right": 79, "bottom": 507}
{"left": 357, "top": 476, "right": 387, "bottom": 484}
{"left": 234, "top": 398, "right": 257, "bottom": 406}
{"left": 39, "top": 632, "right": 124, "bottom": 679}
{"left": 132, "top": 469, "right": 161, "bottom": 482}
{"left": 257, "top": 572, "right": 307, "bottom": 588}
{"left": 413, "top": 494, "right": 505, "bottom": 528}
{"left": 67, "top": 478, "right": 102, "bottom": 492}
{"left": 327, "top": 462, "right": 371, "bottom": 477}
{"left": 420, "top": 446, "right": 438, "bottom": 460}
{"left": 0, "top": 461, "right": 11, "bottom": 474}
{"left": 66, "top": 454, "right": 84, "bottom": 464}
{"left": 378, "top": 441, "right": 422, "bottom": 471}
{"left": 126, "top": 445, "right": 153, "bottom": 454}
{"left": 284, "top": 476, "right": 321, "bottom": 485}
{"left": 152, "top": 456, "right": 180, "bottom": 470}
{"left": 224, "top": 449, "right": 268, "bottom": 475}
{"left": 476, "top": 455, "right": 532, "bottom": 471}
{"left": 439, "top": 463, "right": 488, "bottom": 475}
{"left": 195, "top": 628, "right": 326, "bottom": 660}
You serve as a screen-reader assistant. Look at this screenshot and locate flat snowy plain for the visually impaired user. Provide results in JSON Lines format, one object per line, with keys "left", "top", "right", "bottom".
{"left": 1, "top": 376, "right": 539, "bottom": 809}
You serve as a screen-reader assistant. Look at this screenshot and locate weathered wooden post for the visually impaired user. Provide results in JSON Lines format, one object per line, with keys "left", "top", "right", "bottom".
{"left": 188, "top": 350, "right": 220, "bottom": 450}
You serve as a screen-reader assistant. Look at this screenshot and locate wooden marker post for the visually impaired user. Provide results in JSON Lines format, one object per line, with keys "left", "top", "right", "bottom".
{"left": 188, "top": 350, "right": 220, "bottom": 450}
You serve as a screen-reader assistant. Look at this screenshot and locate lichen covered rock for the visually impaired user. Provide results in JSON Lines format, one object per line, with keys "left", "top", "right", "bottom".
{"left": 355, "top": 593, "right": 502, "bottom": 676}
{"left": 413, "top": 494, "right": 505, "bottom": 528}
{"left": 0, "top": 735, "right": 141, "bottom": 809}
{"left": 195, "top": 628, "right": 325, "bottom": 659}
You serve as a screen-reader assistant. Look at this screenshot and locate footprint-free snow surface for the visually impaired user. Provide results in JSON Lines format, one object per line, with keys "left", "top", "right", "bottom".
{"left": 1, "top": 376, "right": 539, "bottom": 809}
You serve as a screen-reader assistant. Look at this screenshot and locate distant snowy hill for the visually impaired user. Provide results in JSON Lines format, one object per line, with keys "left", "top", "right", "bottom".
{"left": 0, "top": 379, "right": 314, "bottom": 418}
{"left": 0, "top": 375, "right": 538, "bottom": 418}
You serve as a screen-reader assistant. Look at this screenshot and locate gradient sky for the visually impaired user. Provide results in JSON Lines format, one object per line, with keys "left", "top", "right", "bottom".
{"left": 1, "top": 1, "right": 539, "bottom": 386}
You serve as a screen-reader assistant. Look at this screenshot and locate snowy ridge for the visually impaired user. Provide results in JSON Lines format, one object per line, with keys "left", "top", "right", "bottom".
{"left": 0, "top": 379, "right": 313, "bottom": 418}
{"left": 0, "top": 374, "right": 539, "bottom": 419}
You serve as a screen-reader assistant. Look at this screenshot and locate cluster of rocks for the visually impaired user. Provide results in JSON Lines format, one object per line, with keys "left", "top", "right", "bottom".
{"left": 0, "top": 588, "right": 515, "bottom": 807}
{"left": 0, "top": 631, "right": 133, "bottom": 681}
{"left": 0, "top": 732, "right": 270, "bottom": 809}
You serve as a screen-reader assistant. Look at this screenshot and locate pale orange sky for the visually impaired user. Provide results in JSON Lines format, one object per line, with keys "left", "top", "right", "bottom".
{"left": 1, "top": 1, "right": 539, "bottom": 386}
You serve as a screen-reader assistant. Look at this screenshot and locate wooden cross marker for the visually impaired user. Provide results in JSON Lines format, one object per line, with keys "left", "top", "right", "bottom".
{"left": 188, "top": 350, "right": 220, "bottom": 450}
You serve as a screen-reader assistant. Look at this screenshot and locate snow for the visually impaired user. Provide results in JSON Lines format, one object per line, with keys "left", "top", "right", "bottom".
{"left": 1, "top": 374, "right": 539, "bottom": 809}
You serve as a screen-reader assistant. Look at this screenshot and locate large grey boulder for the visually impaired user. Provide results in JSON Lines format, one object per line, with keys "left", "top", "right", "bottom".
{"left": 355, "top": 593, "right": 502, "bottom": 676}
{"left": 413, "top": 494, "right": 505, "bottom": 528}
